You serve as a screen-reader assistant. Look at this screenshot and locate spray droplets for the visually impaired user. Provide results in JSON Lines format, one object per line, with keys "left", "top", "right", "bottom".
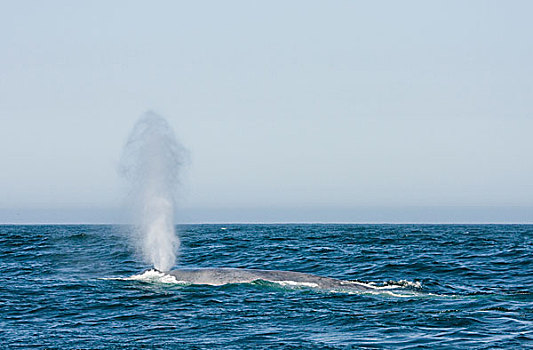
{"left": 120, "top": 111, "right": 186, "bottom": 271}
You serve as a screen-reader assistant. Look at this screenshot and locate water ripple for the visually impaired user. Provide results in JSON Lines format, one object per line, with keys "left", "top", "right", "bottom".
{"left": 1, "top": 224, "right": 531, "bottom": 348}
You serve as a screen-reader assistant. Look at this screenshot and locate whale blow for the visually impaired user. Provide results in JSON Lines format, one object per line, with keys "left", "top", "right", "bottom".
{"left": 120, "top": 111, "right": 186, "bottom": 272}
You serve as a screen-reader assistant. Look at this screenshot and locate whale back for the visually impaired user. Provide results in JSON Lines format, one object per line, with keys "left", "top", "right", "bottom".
{"left": 167, "top": 268, "right": 373, "bottom": 291}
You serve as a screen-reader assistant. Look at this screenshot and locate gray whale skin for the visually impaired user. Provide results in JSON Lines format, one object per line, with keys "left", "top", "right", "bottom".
{"left": 167, "top": 268, "right": 374, "bottom": 291}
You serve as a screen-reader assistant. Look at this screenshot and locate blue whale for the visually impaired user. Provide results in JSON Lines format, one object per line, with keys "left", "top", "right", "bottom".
{"left": 166, "top": 268, "right": 375, "bottom": 292}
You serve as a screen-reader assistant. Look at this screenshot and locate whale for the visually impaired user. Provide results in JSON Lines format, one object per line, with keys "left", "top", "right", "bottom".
{"left": 165, "top": 268, "right": 376, "bottom": 292}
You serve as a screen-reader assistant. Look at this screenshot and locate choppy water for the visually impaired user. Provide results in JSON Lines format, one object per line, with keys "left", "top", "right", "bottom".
{"left": 1, "top": 224, "right": 531, "bottom": 349}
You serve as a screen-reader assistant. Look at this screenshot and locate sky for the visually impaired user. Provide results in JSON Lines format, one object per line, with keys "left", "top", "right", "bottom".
{"left": 1, "top": 1, "right": 532, "bottom": 223}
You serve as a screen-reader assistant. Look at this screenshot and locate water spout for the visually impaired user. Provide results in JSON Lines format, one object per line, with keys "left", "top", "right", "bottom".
{"left": 120, "top": 111, "right": 186, "bottom": 271}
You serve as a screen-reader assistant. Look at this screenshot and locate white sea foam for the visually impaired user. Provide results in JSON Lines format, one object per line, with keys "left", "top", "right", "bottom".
{"left": 361, "top": 279, "right": 423, "bottom": 289}
{"left": 104, "top": 269, "right": 188, "bottom": 284}
{"left": 273, "top": 281, "right": 320, "bottom": 288}
{"left": 126, "top": 269, "right": 183, "bottom": 284}
{"left": 363, "top": 290, "right": 418, "bottom": 298}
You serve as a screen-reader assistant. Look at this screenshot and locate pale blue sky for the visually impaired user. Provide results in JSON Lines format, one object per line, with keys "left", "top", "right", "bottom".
{"left": 1, "top": 1, "right": 532, "bottom": 222}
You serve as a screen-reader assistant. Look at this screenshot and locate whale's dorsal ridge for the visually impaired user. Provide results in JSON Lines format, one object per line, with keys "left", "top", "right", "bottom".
{"left": 166, "top": 267, "right": 375, "bottom": 291}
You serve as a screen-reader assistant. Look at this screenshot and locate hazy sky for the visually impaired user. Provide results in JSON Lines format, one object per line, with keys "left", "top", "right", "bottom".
{"left": 1, "top": 1, "right": 532, "bottom": 222}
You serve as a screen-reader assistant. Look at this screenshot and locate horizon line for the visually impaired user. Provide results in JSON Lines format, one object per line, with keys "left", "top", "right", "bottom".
{"left": 1, "top": 221, "right": 532, "bottom": 225}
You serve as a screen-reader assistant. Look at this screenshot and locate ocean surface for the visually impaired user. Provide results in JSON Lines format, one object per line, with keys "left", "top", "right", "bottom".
{"left": 1, "top": 224, "right": 531, "bottom": 349}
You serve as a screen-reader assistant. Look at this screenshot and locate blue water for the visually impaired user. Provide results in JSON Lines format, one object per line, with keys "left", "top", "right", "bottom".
{"left": 1, "top": 224, "right": 531, "bottom": 348}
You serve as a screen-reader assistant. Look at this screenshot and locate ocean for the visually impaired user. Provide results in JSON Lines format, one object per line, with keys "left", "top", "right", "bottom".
{"left": 1, "top": 224, "right": 531, "bottom": 349}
